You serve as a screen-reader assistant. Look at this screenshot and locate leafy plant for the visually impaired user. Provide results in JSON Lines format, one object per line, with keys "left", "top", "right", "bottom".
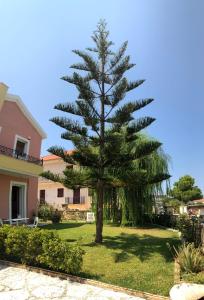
{"left": 38, "top": 204, "right": 53, "bottom": 221}
{"left": 173, "top": 243, "right": 204, "bottom": 273}
{"left": 0, "top": 226, "right": 84, "bottom": 274}
{"left": 38, "top": 237, "right": 84, "bottom": 274}
{"left": 50, "top": 209, "right": 62, "bottom": 224}
{"left": 176, "top": 214, "right": 194, "bottom": 242}
{"left": 5, "top": 226, "right": 29, "bottom": 263}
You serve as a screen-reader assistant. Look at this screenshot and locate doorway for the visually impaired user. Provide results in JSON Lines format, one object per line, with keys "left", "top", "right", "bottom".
{"left": 10, "top": 182, "right": 27, "bottom": 219}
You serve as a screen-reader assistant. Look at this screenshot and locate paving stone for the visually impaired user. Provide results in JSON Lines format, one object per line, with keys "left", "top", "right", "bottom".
{"left": 0, "top": 263, "right": 145, "bottom": 300}
{"left": 0, "top": 289, "right": 29, "bottom": 300}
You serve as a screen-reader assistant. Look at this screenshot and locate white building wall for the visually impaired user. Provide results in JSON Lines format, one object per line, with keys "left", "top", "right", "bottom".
{"left": 38, "top": 158, "right": 92, "bottom": 210}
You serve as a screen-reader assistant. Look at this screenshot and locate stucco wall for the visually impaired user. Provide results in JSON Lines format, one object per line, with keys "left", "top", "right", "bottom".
{"left": 38, "top": 181, "right": 91, "bottom": 210}
{"left": 38, "top": 160, "right": 91, "bottom": 210}
{"left": 0, "top": 174, "right": 37, "bottom": 219}
{"left": 0, "top": 100, "right": 42, "bottom": 158}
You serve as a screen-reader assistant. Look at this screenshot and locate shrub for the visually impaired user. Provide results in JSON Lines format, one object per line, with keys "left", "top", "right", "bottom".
{"left": 0, "top": 226, "right": 84, "bottom": 274}
{"left": 5, "top": 226, "right": 29, "bottom": 263}
{"left": 0, "top": 225, "right": 10, "bottom": 259}
{"left": 174, "top": 243, "right": 204, "bottom": 274}
{"left": 24, "top": 229, "right": 57, "bottom": 265}
{"left": 50, "top": 209, "right": 62, "bottom": 224}
{"left": 176, "top": 214, "right": 194, "bottom": 242}
{"left": 38, "top": 204, "right": 53, "bottom": 221}
{"left": 38, "top": 238, "right": 85, "bottom": 274}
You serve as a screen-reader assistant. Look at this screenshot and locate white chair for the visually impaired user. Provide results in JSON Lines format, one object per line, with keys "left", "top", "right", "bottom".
{"left": 27, "top": 217, "right": 39, "bottom": 228}
{"left": 0, "top": 219, "right": 3, "bottom": 226}
{"left": 86, "top": 212, "right": 95, "bottom": 223}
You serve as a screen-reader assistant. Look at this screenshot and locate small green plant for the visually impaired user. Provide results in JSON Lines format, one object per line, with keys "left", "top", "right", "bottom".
{"left": 173, "top": 243, "right": 204, "bottom": 274}
{"left": 38, "top": 204, "right": 53, "bottom": 221}
{"left": 176, "top": 214, "right": 194, "bottom": 242}
{"left": 50, "top": 209, "right": 62, "bottom": 224}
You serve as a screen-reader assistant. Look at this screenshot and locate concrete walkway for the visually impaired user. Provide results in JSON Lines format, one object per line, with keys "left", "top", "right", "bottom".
{"left": 0, "top": 264, "right": 145, "bottom": 300}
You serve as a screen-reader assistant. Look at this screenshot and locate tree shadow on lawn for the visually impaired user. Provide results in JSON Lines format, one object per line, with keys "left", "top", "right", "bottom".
{"left": 86, "top": 233, "right": 180, "bottom": 263}
{"left": 43, "top": 222, "right": 85, "bottom": 231}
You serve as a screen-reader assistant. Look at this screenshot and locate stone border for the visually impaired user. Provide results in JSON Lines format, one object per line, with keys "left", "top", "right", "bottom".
{"left": 174, "top": 259, "right": 181, "bottom": 283}
{"left": 0, "top": 260, "right": 169, "bottom": 300}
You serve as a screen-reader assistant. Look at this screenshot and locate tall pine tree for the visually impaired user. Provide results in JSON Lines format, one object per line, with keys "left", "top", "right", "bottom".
{"left": 42, "top": 20, "right": 168, "bottom": 243}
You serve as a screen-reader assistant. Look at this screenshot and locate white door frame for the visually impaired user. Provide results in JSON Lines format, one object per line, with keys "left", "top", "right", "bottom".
{"left": 9, "top": 181, "right": 27, "bottom": 221}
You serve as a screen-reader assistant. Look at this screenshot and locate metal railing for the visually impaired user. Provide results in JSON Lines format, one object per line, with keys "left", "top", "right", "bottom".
{"left": 0, "top": 144, "right": 43, "bottom": 166}
{"left": 65, "top": 196, "right": 85, "bottom": 204}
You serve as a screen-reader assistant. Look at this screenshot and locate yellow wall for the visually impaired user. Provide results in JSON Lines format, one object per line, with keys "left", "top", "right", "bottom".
{"left": 0, "top": 154, "right": 43, "bottom": 177}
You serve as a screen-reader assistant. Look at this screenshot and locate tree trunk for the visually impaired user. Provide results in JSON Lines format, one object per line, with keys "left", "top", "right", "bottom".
{"left": 95, "top": 180, "right": 104, "bottom": 243}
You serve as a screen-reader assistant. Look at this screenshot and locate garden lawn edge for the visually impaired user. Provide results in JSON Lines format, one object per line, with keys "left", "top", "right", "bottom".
{"left": 0, "top": 259, "right": 169, "bottom": 300}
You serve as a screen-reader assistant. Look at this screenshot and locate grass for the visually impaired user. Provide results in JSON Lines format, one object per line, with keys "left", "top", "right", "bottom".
{"left": 43, "top": 222, "right": 179, "bottom": 296}
{"left": 182, "top": 272, "right": 204, "bottom": 284}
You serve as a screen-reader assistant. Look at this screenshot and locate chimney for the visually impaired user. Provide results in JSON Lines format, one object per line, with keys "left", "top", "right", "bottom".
{"left": 0, "top": 82, "right": 8, "bottom": 111}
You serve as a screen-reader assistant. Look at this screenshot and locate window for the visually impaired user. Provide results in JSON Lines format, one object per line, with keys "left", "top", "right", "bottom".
{"left": 14, "top": 135, "right": 30, "bottom": 158}
{"left": 16, "top": 140, "right": 26, "bottom": 156}
{"left": 73, "top": 188, "right": 80, "bottom": 204}
{"left": 57, "top": 188, "right": 64, "bottom": 198}
{"left": 40, "top": 190, "right": 45, "bottom": 204}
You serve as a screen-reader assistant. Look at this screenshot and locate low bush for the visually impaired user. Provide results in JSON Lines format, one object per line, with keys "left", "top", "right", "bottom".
{"left": 50, "top": 209, "right": 62, "bottom": 224}
{"left": 38, "top": 204, "right": 53, "bottom": 221}
{"left": 176, "top": 214, "right": 194, "bottom": 242}
{"left": 38, "top": 237, "right": 84, "bottom": 274}
{"left": 0, "top": 225, "right": 84, "bottom": 274}
{"left": 143, "top": 213, "right": 178, "bottom": 228}
{"left": 0, "top": 226, "right": 10, "bottom": 259}
{"left": 174, "top": 243, "right": 204, "bottom": 274}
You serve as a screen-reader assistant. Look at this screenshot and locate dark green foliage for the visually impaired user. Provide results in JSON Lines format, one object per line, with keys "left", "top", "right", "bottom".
{"left": 170, "top": 175, "right": 203, "bottom": 203}
{"left": 0, "top": 226, "right": 84, "bottom": 274}
{"left": 101, "top": 133, "right": 170, "bottom": 226}
{"left": 50, "top": 210, "right": 62, "bottom": 224}
{"left": 176, "top": 214, "right": 194, "bottom": 242}
{"left": 42, "top": 20, "right": 170, "bottom": 242}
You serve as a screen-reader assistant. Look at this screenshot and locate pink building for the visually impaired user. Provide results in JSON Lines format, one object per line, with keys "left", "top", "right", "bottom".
{"left": 0, "top": 83, "right": 46, "bottom": 221}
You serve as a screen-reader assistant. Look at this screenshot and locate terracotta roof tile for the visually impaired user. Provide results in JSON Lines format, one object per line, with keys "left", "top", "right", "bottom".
{"left": 191, "top": 199, "right": 204, "bottom": 203}
{"left": 42, "top": 150, "right": 74, "bottom": 161}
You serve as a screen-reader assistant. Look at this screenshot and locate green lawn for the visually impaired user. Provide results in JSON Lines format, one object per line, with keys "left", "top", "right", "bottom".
{"left": 43, "top": 222, "right": 179, "bottom": 296}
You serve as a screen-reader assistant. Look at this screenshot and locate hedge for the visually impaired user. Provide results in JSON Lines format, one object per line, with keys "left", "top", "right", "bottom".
{"left": 0, "top": 225, "right": 84, "bottom": 275}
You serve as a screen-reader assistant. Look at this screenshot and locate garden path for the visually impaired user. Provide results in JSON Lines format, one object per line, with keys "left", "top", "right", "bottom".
{"left": 0, "top": 264, "right": 145, "bottom": 300}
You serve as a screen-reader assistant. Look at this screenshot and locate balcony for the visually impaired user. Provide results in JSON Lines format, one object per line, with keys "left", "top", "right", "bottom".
{"left": 65, "top": 196, "right": 85, "bottom": 204}
{"left": 0, "top": 144, "right": 43, "bottom": 177}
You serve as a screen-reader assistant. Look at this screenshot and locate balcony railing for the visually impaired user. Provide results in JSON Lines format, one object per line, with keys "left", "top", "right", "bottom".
{"left": 0, "top": 144, "right": 43, "bottom": 166}
{"left": 65, "top": 196, "right": 85, "bottom": 204}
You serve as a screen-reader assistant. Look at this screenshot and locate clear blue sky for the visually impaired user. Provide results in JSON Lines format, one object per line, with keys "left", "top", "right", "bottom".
{"left": 0, "top": 0, "right": 203, "bottom": 192}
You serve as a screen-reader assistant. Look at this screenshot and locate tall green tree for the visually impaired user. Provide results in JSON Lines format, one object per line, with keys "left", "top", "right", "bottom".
{"left": 170, "top": 175, "right": 203, "bottom": 203}
{"left": 42, "top": 20, "right": 169, "bottom": 243}
{"left": 101, "top": 133, "right": 170, "bottom": 225}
